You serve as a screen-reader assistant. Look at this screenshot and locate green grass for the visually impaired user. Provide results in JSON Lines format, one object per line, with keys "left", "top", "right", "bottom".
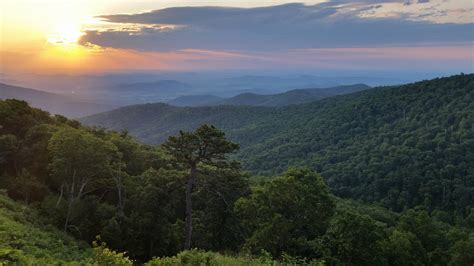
{"left": 0, "top": 190, "right": 92, "bottom": 264}
{"left": 145, "top": 249, "right": 324, "bottom": 265}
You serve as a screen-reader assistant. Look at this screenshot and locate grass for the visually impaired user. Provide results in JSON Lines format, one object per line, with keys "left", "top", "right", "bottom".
{"left": 0, "top": 190, "right": 91, "bottom": 264}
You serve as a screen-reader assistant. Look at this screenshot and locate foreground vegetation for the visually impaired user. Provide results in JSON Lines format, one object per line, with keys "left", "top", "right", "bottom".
{"left": 1, "top": 75, "right": 473, "bottom": 265}
{"left": 0, "top": 191, "right": 91, "bottom": 264}
{"left": 0, "top": 191, "right": 297, "bottom": 265}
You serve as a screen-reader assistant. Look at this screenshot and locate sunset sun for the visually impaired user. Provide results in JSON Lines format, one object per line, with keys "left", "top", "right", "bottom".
{"left": 47, "top": 23, "right": 83, "bottom": 46}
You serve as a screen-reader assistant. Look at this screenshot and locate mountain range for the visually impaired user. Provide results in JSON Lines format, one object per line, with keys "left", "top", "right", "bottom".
{"left": 167, "top": 84, "right": 370, "bottom": 107}
{"left": 1, "top": 80, "right": 371, "bottom": 116}
{"left": 82, "top": 74, "right": 474, "bottom": 211}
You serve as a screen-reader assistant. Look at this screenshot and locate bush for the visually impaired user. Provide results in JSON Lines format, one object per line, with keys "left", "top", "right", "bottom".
{"left": 145, "top": 249, "right": 325, "bottom": 266}
{"left": 146, "top": 249, "right": 216, "bottom": 266}
{"left": 89, "top": 236, "right": 133, "bottom": 266}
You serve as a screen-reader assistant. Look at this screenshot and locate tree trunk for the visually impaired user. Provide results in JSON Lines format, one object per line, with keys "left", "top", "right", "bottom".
{"left": 56, "top": 184, "right": 64, "bottom": 208}
{"left": 111, "top": 162, "right": 124, "bottom": 225}
{"left": 64, "top": 196, "right": 73, "bottom": 232}
{"left": 184, "top": 166, "right": 197, "bottom": 250}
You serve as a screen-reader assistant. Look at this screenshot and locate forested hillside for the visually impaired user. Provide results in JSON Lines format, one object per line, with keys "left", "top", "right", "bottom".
{"left": 83, "top": 74, "right": 474, "bottom": 214}
{"left": 1, "top": 97, "right": 473, "bottom": 265}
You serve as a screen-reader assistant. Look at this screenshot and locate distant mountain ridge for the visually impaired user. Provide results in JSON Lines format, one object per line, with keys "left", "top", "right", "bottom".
{"left": 167, "top": 95, "right": 224, "bottom": 107}
{"left": 166, "top": 83, "right": 371, "bottom": 107}
{"left": 217, "top": 83, "right": 371, "bottom": 106}
{"left": 0, "top": 83, "right": 118, "bottom": 117}
{"left": 114, "top": 80, "right": 191, "bottom": 93}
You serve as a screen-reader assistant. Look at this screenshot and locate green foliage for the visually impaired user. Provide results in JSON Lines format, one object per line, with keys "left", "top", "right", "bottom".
{"left": 0, "top": 134, "right": 17, "bottom": 176}
{"left": 162, "top": 124, "right": 239, "bottom": 168}
{"left": 0, "top": 99, "right": 52, "bottom": 138}
{"left": 162, "top": 124, "right": 241, "bottom": 250}
{"left": 108, "top": 168, "right": 185, "bottom": 260}
{"left": 48, "top": 126, "right": 120, "bottom": 232}
{"left": 382, "top": 229, "right": 426, "bottom": 265}
{"left": 0, "top": 191, "right": 91, "bottom": 264}
{"left": 192, "top": 167, "right": 250, "bottom": 251}
{"left": 89, "top": 236, "right": 133, "bottom": 265}
{"left": 145, "top": 249, "right": 325, "bottom": 266}
{"left": 7, "top": 170, "right": 48, "bottom": 203}
{"left": 449, "top": 236, "right": 474, "bottom": 266}
{"left": 324, "top": 211, "right": 385, "bottom": 265}
{"left": 48, "top": 126, "right": 119, "bottom": 190}
{"left": 236, "top": 168, "right": 334, "bottom": 258}
{"left": 146, "top": 249, "right": 216, "bottom": 266}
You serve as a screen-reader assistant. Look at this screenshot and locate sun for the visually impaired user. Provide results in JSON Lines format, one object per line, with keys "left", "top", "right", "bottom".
{"left": 43, "top": 21, "right": 91, "bottom": 63}
{"left": 47, "top": 23, "right": 84, "bottom": 47}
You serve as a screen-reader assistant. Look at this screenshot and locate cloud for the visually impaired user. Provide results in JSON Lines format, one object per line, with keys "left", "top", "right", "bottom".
{"left": 79, "top": 3, "right": 473, "bottom": 53}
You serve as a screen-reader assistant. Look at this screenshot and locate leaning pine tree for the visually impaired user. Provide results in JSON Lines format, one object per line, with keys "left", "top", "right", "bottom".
{"left": 162, "top": 124, "right": 239, "bottom": 250}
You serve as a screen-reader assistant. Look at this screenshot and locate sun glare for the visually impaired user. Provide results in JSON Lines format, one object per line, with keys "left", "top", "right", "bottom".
{"left": 47, "top": 23, "right": 84, "bottom": 46}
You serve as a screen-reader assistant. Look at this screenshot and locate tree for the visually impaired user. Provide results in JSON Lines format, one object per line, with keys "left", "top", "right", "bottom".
{"left": 0, "top": 99, "right": 52, "bottom": 138}
{"left": 382, "top": 229, "right": 427, "bottom": 265}
{"left": 48, "top": 127, "right": 118, "bottom": 232}
{"left": 398, "top": 210, "right": 444, "bottom": 253}
{"left": 108, "top": 168, "right": 184, "bottom": 261}
{"left": 449, "top": 235, "right": 474, "bottom": 266}
{"left": 324, "top": 211, "right": 385, "bottom": 265}
{"left": 235, "top": 168, "right": 335, "bottom": 258}
{"left": 192, "top": 166, "right": 250, "bottom": 251}
{"left": 7, "top": 170, "right": 48, "bottom": 204}
{"left": 0, "top": 134, "right": 17, "bottom": 176}
{"left": 162, "top": 124, "right": 239, "bottom": 250}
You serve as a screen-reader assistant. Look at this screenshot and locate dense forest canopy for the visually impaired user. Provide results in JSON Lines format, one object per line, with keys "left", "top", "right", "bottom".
{"left": 1, "top": 74, "right": 473, "bottom": 265}
{"left": 83, "top": 74, "right": 474, "bottom": 215}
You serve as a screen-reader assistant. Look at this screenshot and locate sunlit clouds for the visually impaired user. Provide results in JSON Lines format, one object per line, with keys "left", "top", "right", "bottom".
{"left": 1, "top": 0, "right": 473, "bottom": 74}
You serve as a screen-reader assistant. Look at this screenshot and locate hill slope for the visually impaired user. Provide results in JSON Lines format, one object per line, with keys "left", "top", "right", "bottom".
{"left": 0, "top": 83, "right": 117, "bottom": 117}
{"left": 0, "top": 192, "right": 91, "bottom": 264}
{"left": 82, "top": 74, "right": 474, "bottom": 212}
{"left": 217, "top": 83, "right": 371, "bottom": 106}
{"left": 165, "top": 84, "right": 371, "bottom": 107}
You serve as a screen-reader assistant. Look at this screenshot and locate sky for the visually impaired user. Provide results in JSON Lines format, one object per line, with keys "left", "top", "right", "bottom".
{"left": 0, "top": 0, "right": 473, "bottom": 75}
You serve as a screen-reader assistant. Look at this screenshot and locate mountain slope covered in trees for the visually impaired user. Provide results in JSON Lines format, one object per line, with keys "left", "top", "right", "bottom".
{"left": 1, "top": 97, "right": 473, "bottom": 265}
{"left": 82, "top": 74, "right": 474, "bottom": 214}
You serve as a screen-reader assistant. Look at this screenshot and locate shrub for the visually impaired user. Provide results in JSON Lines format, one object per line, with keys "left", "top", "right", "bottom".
{"left": 89, "top": 236, "right": 133, "bottom": 266}
{"left": 146, "top": 249, "right": 216, "bottom": 266}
